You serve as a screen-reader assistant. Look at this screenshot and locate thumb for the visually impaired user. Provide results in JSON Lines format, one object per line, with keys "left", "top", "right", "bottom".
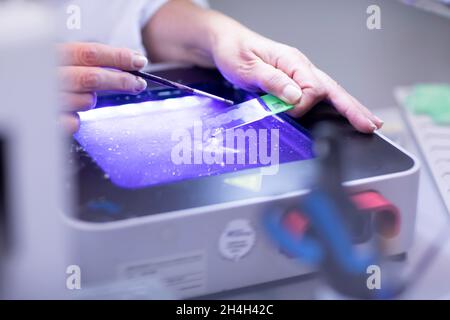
{"left": 252, "top": 60, "right": 302, "bottom": 105}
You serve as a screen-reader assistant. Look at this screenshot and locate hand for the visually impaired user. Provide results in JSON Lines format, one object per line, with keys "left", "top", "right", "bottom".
{"left": 143, "top": 1, "right": 383, "bottom": 132}
{"left": 210, "top": 30, "right": 383, "bottom": 133}
{"left": 57, "top": 42, "right": 149, "bottom": 133}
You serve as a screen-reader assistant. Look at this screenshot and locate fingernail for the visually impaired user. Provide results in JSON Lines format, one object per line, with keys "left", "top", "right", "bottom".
{"left": 369, "top": 119, "right": 378, "bottom": 132}
{"left": 135, "top": 77, "right": 147, "bottom": 92}
{"left": 132, "top": 54, "right": 148, "bottom": 70}
{"left": 281, "top": 85, "right": 302, "bottom": 104}
{"left": 375, "top": 116, "right": 384, "bottom": 128}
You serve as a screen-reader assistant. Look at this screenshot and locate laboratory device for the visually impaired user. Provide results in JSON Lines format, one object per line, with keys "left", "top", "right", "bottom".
{"left": 65, "top": 67, "right": 420, "bottom": 299}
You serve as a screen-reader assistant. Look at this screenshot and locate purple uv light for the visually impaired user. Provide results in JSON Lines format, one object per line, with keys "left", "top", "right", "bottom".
{"left": 74, "top": 96, "right": 313, "bottom": 189}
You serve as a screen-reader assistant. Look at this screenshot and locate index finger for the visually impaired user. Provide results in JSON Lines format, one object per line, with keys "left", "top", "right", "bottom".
{"left": 57, "top": 42, "right": 148, "bottom": 71}
{"left": 313, "top": 68, "right": 382, "bottom": 133}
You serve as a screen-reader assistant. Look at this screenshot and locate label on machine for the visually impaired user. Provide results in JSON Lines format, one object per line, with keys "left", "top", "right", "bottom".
{"left": 119, "top": 250, "right": 207, "bottom": 298}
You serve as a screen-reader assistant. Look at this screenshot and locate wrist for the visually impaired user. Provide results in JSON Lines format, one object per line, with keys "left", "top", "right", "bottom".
{"left": 204, "top": 10, "right": 225, "bottom": 53}
{"left": 203, "top": 10, "right": 251, "bottom": 55}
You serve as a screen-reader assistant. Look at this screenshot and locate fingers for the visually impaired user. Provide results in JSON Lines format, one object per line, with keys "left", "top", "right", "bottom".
{"left": 285, "top": 63, "right": 327, "bottom": 118}
{"left": 313, "top": 68, "right": 383, "bottom": 133}
{"left": 58, "top": 42, "right": 148, "bottom": 71}
{"left": 57, "top": 43, "right": 147, "bottom": 120}
{"left": 60, "top": 92, "right": 97, "bottom": 112}
{"left": 250, "top": 60, "right": 303, "bottom": 105}
{"left": 285, "top": 76, "right": 328, "bottom": 119}
{"left": 56, "top": 42, "right": 149, "bottom": 135}
{"left": 59, "top": 66, "right": 147, "bottom": 93}
{"left": 270, "top": 46, "right": 383, "bottom": 133}
{"left": 269, "top": 47, "right": 328, "bottom": 117}
{"left": 286, "top": 86, "right": 326, "bottom": 118}
{"left": 60, "top": 113, "right": 80, "bottom": 134}
{"left": 348, "top": 94, "right": 384, "bottom": 128}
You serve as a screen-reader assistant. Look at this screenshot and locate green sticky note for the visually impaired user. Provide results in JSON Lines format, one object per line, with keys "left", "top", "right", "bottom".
{"left": 405, "top": 84, "right": 450, "bottom": 125}
{"left": 261, "top": 94, "right": 294, "bottom": 114}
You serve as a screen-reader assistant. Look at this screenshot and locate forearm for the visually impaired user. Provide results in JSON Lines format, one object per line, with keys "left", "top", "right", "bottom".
{"left": 142, "top": 0, "right": 251, "bottom": 67}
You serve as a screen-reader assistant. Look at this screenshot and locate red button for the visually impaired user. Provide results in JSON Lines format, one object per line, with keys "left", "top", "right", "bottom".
{"left": 282, "top": 209, "right": 309, "bottom": 238}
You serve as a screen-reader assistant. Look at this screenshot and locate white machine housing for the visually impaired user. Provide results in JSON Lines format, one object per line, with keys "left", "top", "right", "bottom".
{"left": 65, "top": 134, "right": 419, "bottom": 299}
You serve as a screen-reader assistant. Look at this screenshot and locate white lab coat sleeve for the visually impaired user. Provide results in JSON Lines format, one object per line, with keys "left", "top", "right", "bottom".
{"left": 139, "top": 0, "right": 210, "bottom": 28}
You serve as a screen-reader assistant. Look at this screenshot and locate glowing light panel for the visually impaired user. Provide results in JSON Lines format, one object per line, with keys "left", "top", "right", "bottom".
{"left": 74, "top": 96, "right": 313, "bottom": 189}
